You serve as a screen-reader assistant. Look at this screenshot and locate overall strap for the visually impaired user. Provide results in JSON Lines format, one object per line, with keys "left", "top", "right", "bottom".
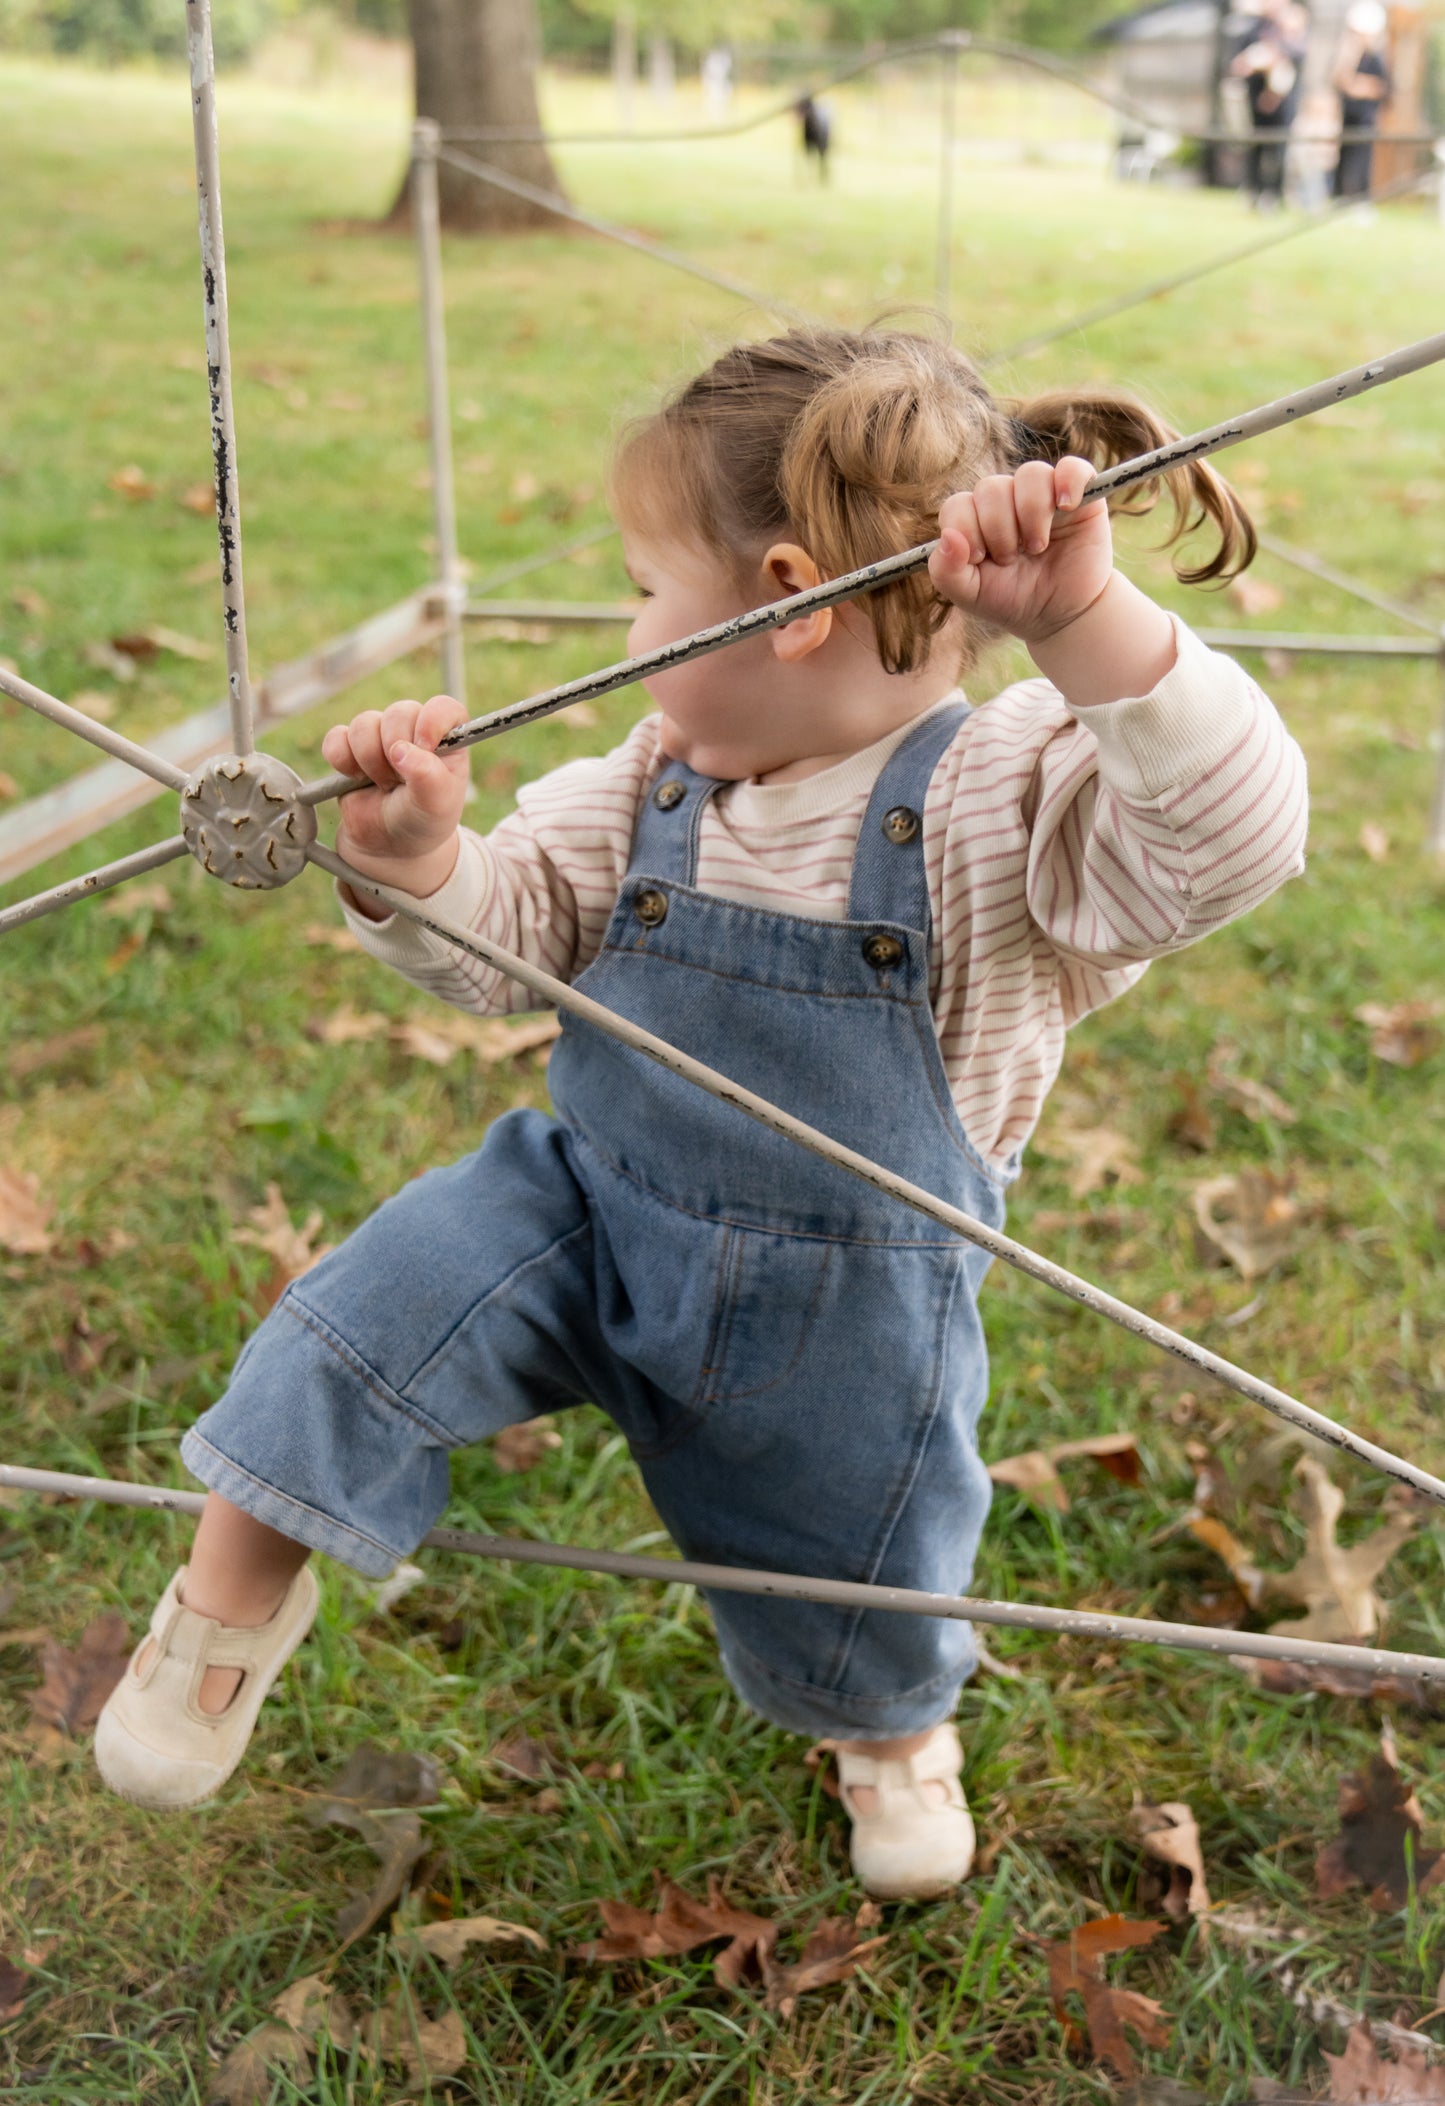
{"left": 628, "top": 757, "right": 725, "bottom": 885}
{"left": 847, "top": 700, "right": 970, "bottom": 931}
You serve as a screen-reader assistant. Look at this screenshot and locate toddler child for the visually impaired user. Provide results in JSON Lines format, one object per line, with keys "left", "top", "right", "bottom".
{"left": 97, "top": 326, "right": 1308, "bottom": 1898}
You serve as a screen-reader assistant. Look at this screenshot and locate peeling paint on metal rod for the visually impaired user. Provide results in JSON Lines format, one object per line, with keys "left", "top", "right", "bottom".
{"left": 0, "top": 836, "right": 189, "bottom": 937}
{"left": 0, "top": 667, "right": 190, "bottom": 793}
{"left": 299, "top": 329, "right": 1445, "bottom": 807}
{"left": 2, "top": 1461, "right": 1440, "bottom": 1683}
{"left": 185, "top": 0, "right": 255, "bottom": 758}
{"left": 412, "top": 122, "right": 466, "bottom": 706}
{"left": 304, "top": 839, "right": 1445, "bottom": 1511}
{"left": 434, "top": 146, "right": 813, "bottom": 328}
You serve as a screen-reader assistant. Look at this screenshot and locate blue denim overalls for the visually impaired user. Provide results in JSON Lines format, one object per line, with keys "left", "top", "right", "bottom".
{"left": 183, "top": 702, "right": 1017, "bottom": 1736}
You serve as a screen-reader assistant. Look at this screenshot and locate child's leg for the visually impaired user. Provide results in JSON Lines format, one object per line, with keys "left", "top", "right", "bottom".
{"left": 133, "top": 1494, "right": 311, "bottom": 1715}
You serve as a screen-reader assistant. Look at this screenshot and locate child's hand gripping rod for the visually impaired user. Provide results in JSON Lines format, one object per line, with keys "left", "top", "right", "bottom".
{"left": 297, "top": 327, "right": 1445, "bottom": 807}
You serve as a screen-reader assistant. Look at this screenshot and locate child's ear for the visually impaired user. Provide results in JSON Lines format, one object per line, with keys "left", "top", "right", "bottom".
{"left": 762, "top": 541, "right": 833, "bottom": 662}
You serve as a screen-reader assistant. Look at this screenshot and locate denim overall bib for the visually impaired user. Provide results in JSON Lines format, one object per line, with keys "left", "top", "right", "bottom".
{"left": 183, "top": 702, "right": 1016, "bottom": 1737}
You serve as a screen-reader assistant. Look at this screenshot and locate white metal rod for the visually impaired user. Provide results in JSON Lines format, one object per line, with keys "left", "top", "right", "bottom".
{"left": 464, "top": 599, "right": 638, "bottom": 623}
{"left": 0, "top": 836, "right": 189, "bottom": 937}
{"left": 935, "top": 33, "right": 960, "bottom": 316}
{"left": 1194, "top": 631, "right": 1441, "bottom": 657}
{"left": 305, "top": 839, "right": 1445, "bottom": 1510}
{"left": 299, "top": 329, "right": 1445, "bottom": 807}
{"left": 1428, "top": 659, "right": 1445, "bottom": 858}
{"left": 1256, "top": 532, "right": 1445, "bottom": 641}
{"left": 4, "top": 1458, "right": 1440, "bottom": 1681}
{"left": 411, "top": 122, "right": 466, "bottom": 707}
{"left": 0, "top": 668, "right": 189, "bottom": 793}
{"left": 434, "top": 146, "right": 813, "bottom": 327}
{"left": 185, "top": 0, "right": 255, "bottom": 757}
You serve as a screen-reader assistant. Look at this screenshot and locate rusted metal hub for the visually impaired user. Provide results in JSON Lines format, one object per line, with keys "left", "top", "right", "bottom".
{"left": 180, "top": 752, "right": 317, "bottom": 888}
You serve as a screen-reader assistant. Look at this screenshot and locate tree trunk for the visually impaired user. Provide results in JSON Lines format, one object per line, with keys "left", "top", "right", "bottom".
{"left": 391, "top": 0, "right": 565, "bottom": 231}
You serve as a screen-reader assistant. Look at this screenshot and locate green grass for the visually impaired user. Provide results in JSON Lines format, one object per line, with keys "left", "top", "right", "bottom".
{"left": 3, "top": 49, "right": 1445, "bottom": 2105}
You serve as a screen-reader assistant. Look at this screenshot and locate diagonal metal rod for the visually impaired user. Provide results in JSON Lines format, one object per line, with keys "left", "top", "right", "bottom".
{"left": 1257, "top": 531, "right": 1445, "bottom": 640}
{"left": 298, "top": 329, "right": 1445, "bottom": 805}
{"left": 988, "top": 163, "right": 1437, "bottom": 368}
{"left": 304, "top": 839, "right": 1445, "bottom": 1511}
{"left": 434, "top": 146, "right": 814, "bottom": 329}
{"left": 0, "top": 835, "right": 189, "bottom": 937}
{"left": 185, "top": 0, "right": 256, "bottom": 757}
{"left": 5, "top": 1462, "right": 1440, "bottom": 1684}
{"left": 0, "top": 668, "right": 190, "bottom": 793}
{"left": 412, "top": 121, "right": 467, "bottom": 706}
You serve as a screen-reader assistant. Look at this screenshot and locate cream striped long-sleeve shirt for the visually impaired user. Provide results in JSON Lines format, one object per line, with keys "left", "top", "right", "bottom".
{"left": 343, "top": 616, "right": 1308, "bottom": 1169}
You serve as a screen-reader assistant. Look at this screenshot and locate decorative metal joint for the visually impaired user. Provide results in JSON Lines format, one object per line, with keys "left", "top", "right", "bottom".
{"left": 413, "top": 117, "right": 441, "bottom": 162}
{"left": 180, "top": 752, "right": 317, "bottom": 889}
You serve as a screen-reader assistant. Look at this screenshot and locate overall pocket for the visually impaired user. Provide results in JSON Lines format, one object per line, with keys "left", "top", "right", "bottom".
{"left": 694, "top": 1225, "right": 833, "bottom": 1410}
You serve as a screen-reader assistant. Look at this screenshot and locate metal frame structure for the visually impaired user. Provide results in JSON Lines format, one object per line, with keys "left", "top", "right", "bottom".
{"left": 4, "top": 31, "right": 1442, "bottom": 884}
{"left": 4, "top": 0, "right": 1445, "bottom": 1691}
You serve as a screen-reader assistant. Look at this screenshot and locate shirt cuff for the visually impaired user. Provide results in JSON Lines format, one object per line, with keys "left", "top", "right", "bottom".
{"left": 1070, "top": 614, "right": 1262, "bottom": 802}
{"left": 336, "top": 831, "right": 492, "bottom": 970}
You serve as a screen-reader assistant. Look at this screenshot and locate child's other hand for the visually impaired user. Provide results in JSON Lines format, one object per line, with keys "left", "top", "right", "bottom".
{"left": 928, "top": 457, "right": 1112, "bottom": 646}
{"left": 322, "top": 692, "right": 469, "bottom": 896}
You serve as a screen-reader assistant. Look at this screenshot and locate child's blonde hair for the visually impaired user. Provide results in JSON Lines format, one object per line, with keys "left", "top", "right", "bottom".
{"left": 609, "top": 324, "right": 1256, "bottom": 676}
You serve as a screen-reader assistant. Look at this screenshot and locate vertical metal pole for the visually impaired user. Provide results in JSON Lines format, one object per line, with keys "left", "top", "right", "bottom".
{"left": 1428, "top": 649, "right": 1445, "bottom": 857}
{"left": 184, "top": 0, "right": 255, "bottom": 758}
{"left": 412, "top": 120, "right": 467, "bottom": 706}
{"left": 935, "top": 33, "right": 960, "bottom": 317}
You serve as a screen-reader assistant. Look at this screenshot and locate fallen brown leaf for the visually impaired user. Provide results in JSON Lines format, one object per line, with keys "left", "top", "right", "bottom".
{"left": 489, "top": 1731, "right": 553, "bottom": 1781}
{"left": 301, "top": 921, "right": 362, "bottom": 952}
{"left": 1249, "top": 1655, "right": 1445, "bottom": 1711}
{"left": 101, "top": 881, "right": 171, "bottom": 917}
{"left": 575, "top": 1875, "right": 780, "bottom": 1992}
{"left": 306, "top": 1005, "right": 389, "bottom": 1046}
{"left": 1193, "top": 1169, "right": 1299, "bottom": 1278}
{"left": 0, "top": 1956, "right": 29, "bottom": 2021}
{"left": 209, "top": 2023, "right": 311, "bottom": 2104}
{"left": 402, "top": 1913, "right": 547, "bottom": 1965}
{"left": 270, "top": 1974, "right": 355, "bottom": 2048}
{"left": 81, "top": 641, "right": 136, "bottom": 681}
{"left": 27, "top": 1611, "right": 131, "bottom": 1738}
{"left": 1134, "top": 1802, "right": 1211, "bottom": 1927}
{"left": 1354, "top": 1000, "right": 1442, "bottom": 1069}
{"left": 70, "top": 686, "right": 118, "bottom": 719}
{"left": 1359, "top": 822, "right": 1391, "bottom": 865}
{"left": 311, "top": 1742, "right": 443, "bottom": 1812}
{"left": 761, "top": 1911, "right": 886, "bottom": 2015}
{"left": 391, "top": 1017, "right": 461, "bottom": 1066}
{"left": 1166, "top": 1080, "right": 1216, "bottom": 1154}
{"left": 108, "top": 464, "right": 155, "bottom": 501}
{"left": 988, "top": 1431, "right": 1141, "bottom": 1514}
{"left": 366, "top": 1990, "right": 467, "bottom": 2083}
{"left": 1227, "top": 573, "right": 1284, "bottom": 618}
{"left": 1190, "top": 1460, "right": 1415, "bottom": 1646}
{"left": 235, "top": 1183, "right": 332, "bottom": 1307}
{"left": 329, "top": 1809, "right": 428, "bottom": 1943}
{"left": 1316, "top": 1731, "right": 1445, "bottom": 1912}
{"left": 492, "top": 1418, "right": 563, "bottom": 1473}
{"left": 391, "top": 1010, "right": 561, "bottom": 1067}
{"left": 11, "top": 586, "right": 45, "bottom": 617}
{"left": 1043, "top": 1915, "right": 1169, "bottom": 2078}
{"left": 1042, "top": 1125, "right": 1145, "bottom": 1199}
{"left": 1206, "top": 1044, "right": 1298, "bottom": 1126}
{"left": 1323, "top": 2018, "right": 1445, "bottom": 2100}
{"left": 0, "top": 770, "right": 17, "bottom": 800}
{"left": 179, "top": 481, "right": 215, "bottom": 515}
{"left": 0, "top": 1166, "right": 55, "bottom": 1255}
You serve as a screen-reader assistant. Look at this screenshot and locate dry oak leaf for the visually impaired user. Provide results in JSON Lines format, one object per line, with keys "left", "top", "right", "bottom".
{"left": 0, "top": 1166, "right": 55, "bottom": 1255}
{"left": 179, "top": 481, "right": 215, "bottom": 515}
{"left": 310, "top": 1742, "right": 443, "bottom": 1813}
{"left": 1134, "top": 1801, "right": 1212, "bottom": 1927}
{"left": 575, "top": 1875, "right": 780, "bottom": 1992}
{"left": 761, "top": 1911, "right": 887, "bottom": 2015}
{"left": 1251, "top": 1655, "right": 1445, "bottom": 1712}
{"left": 1044, "top": 1914, "right": 1169, "bottom": 2079}
{"left": 1354, "top": 1000, "right": 1442, "bottom": 1069}
{"left": 392, "top": 1009, "right": 561, "bottom": 1067}
{"left": 488, "top": 1730, "right": 554, "bottom": 1781}
{"left": 988, "top": 1431, "right": 1142, "bottom": 1514}
{"left": 306, "top": 1004, "right": 390, "bottom": 1046}
{"left": 1323, "top": 2019, "right": 1445, "bottom": 2102}
{"left": 1205, "top": 1043, "right": 1298, "bottom": 1126}
{"left": 402, "top": 1913, "right": 548, "bottom": 1965}
{"left": 208, "top": 2023, "right": 311, "bottom": 2104}
{"left": 27, "top": 1611, "right": 131, "bottom": 1737}
{"left": 1359, "top": 822, "right": 1391, "bottom": 865}
{"left": 0, "top": 770, "right": 17, "bottom": 800}
{"left": 1042, "top": 1125, "right": 1145, "bottom": 1199}
{"left": 1190, "top": 1459, "right": 1416, "bottom": 1648}
{"left": 1227, "top": 572, "right": 1284, "bottom": 618}
{"left": 325, "top": 1808, "right": 428, "bottom": 1942}
{"left": 1193, "top": 1168, "right": 1300, "bottom": 1279}
{"left": 235, "top": 1183, "right": 333, "bottom": 1304}
{"left": 107, "top": 463, "right": 155, "bottom": 500}
{"left": 1315, "top": 1731, "right": 1445, "bottom": 1912}
{"left": 0, "top": 1956, "right": 30, "bottom": 2021}
{"left": 366, "top": 1991, "right": 467, "bottom": 2083}
{"left": 270, "top": 1974, "right": 356, "bottom": 2049}
{"left": 492, "top": 1418, "right": 563, "bottom": 1473}
{"left": 101, "top": 881, "right": 171, "bottom": 917}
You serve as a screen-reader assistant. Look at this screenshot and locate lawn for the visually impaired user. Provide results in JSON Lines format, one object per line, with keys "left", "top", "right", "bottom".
{"left": 3, "top": 46, "right": 1445, "bottom": 2106}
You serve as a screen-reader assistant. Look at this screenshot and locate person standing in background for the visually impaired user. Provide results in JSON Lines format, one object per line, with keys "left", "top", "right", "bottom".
{"left": 1333, "top": 1, "right": 1391, "bottom": 204}
{"left": 1231, "top": 0, "right": 1311, "bottom": 209}
{"left": 796, "top": 94, "right": 832, "bottom": 181}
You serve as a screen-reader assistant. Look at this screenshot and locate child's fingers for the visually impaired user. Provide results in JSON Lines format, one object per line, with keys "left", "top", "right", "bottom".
{"left": 1012, "top": 461, "right": 1060, "bottom": 555}
{"left": 389, "top": 743, "right": 465, "bottom": 818}
{"left": 930, "top": 496, "right": 983, "bottom": 596}
{"left": 319, "top": 722, "right": 359, "bottom": 775}
{"left": 408, "top": 692, "right": 470, "bottom": 769}
{"left": 345, "top": 708, "right": 406, "bottom": 790}
{"left": 378, "top": 697, "right": 425, "bottom": 768}
{"left": 972, "top": 475, "right": 1022, "bottom": 565}
{"left": 1052, "top": 455, "right": 1100, "bottom": 517}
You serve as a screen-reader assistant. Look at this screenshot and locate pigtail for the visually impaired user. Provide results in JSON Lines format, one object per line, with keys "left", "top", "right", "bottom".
{"left": 778, "top": 339, "right": 995, "bottom": 674}
{"left": 1008, "top": 387, "right": 1256, "bottom": 585}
